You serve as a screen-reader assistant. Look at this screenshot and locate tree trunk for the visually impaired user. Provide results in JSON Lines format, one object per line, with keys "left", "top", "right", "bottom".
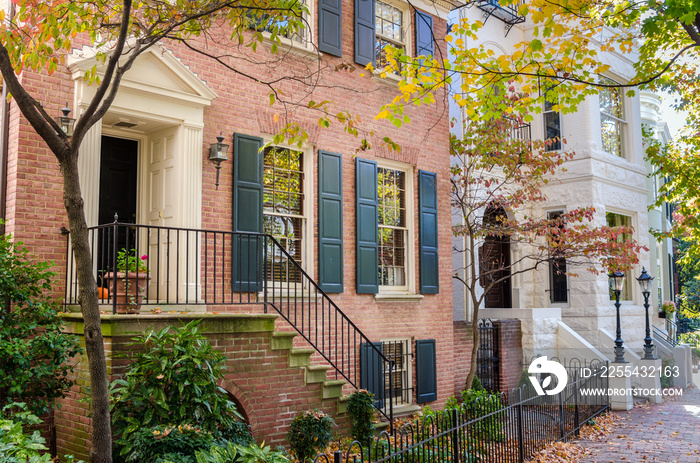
{"left": 466, "top": 294, "right": 480, "bottom": 390}
{"left": 61, "top": 153, "right": 112, "bottom": 463}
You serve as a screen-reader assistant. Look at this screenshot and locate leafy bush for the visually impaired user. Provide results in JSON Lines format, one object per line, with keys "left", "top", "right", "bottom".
{"left": 0, "top": 232, "right": 82, "bottom": 416}
{"left": 110, "top": 320, "right": 251, "bottom": 461}
{"left": 195, "top": 441, "right": 288, "bottom": 463}
{"left": 118, "top": 424, "right": 217, "bottom": 463}
{"left": 286, "top": 410, "right": 335, "bottom": 462}
{"left": 660, "top": 357, "right": 675, "bottom": 388}
{"left": 461, "top": 389, "right": 505, "bottom": 442}
{"left": 0, "top": 403, "right": 83, "bottom": 463}
{"left": 236, "top": 442, "right": 289, "bottom": 463}
{"left": 470, "top": 375, "right": 485, "bottom": 392}
{"left": 347, "top": 390, "right": 375, "bottom": 444}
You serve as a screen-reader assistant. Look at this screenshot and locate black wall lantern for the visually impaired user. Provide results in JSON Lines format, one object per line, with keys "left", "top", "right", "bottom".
{"left": 55, "top": 103, "right": 75, "bottom": 137}
{"left": 209, "top": 133, "right": 229, "bottom": 189}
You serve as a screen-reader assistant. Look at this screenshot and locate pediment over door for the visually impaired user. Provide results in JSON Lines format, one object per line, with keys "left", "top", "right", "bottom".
{"left": 68, "top": 44, "right": 217, "bottom": 111}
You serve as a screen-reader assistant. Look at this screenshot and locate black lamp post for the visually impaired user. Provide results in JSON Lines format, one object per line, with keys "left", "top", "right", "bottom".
{"left": 209, "top": 133, "right": 229, "bottom": 189}
{"left": 609, "top": 271, "right": 626, "bottom": 363}
{"left": 637, "top": 267, "right": 656, "bottom": 360}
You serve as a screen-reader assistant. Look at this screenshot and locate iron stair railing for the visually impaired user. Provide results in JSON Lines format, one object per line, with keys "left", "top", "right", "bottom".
{"left": 652, "top": 325, "right": 678, "bottom": 347}
{"left": 64, "top": 220, "right": 395, "bottom": 423}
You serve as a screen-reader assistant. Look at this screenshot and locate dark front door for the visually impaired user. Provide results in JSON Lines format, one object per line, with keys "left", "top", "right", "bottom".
{"left": 99, "top": 136, "right": 138, "bottom": 225}
{"left": 480, "top": 237, "right": 512, "bottom": 309}
{"left": 97, "top": 136, "right": 138, "bottom": 276}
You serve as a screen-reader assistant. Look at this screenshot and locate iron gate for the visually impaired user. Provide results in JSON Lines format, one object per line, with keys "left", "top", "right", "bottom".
{"left": 477, "top": 318, "right": 500, "bottom": 391}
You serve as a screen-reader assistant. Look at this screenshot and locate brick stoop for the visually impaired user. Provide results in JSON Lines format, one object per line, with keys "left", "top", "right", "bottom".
{"left": 56, "top": 312, "right": 351, "bottom": 460}
{"left": 270, "top": 331, "right": 349, "bottom": 405}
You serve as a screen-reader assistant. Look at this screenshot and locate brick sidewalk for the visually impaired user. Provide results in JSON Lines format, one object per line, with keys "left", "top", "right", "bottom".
{"left": 578, "top": 387, "right": 700, "bottom": 463}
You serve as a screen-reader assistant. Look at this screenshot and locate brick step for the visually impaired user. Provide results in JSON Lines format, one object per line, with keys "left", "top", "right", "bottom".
{"left": 270, "top": 330, "right": 349, "bottom": 417}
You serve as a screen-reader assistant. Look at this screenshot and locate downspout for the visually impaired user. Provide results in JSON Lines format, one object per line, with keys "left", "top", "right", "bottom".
{"left": 0, "top": 77, "right": 9, "bottom": 235}
{"left": 0, "top": 2, "right": 15, "bottom": 235}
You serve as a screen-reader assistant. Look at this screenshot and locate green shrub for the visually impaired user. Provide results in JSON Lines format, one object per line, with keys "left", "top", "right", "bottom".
{"left": 461, "top": 389, "right": 505, "bottom": 442}
{"left": 0, "top": 403, "right": 83, "bottom": 463}
{"left": 110, "top": 320, "right": 251, "bottom": 461}
{"left": 347, "top": 390, "right": 375, "bottom": 443}
{"left": 236, "top": 442, "right": 289, "bottom": 463}
{"left": 0, "top": 232, "right": 82, "bottom": 416}
{"left": 118, "top": 424, "right": 217, "bottom": 463}
{"left": 195, "top": 441, "right": 289, "bottom": 463}
{"left": 286, "top": 410, "right": 335, "bottom": 462}
{"left": 660, "top": 357, "right": 675, "bottom": 388}
{"left": 470, "top": 375, "right": 485, "bottom": 392}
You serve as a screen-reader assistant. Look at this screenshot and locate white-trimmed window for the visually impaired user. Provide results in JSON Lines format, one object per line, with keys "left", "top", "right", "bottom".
{"left": 606, "top": 212, "right": 633, "bottom": 301}
{"left": 252, "top": 1, "right": 313, "bottom": 50}
{"left": 263, "top": 145, "right": 312, "bottom": 282}
{"left": 543, "top": 84, "right": 561, "bottom": 151}
{"left": 547, "top": 210, "right": 568, "bottom": 303}
{"left": 375, "top": 1, "right": 407, "bottom": 68}
{"left": 599, "top": 76, "right": 626, "bottom": 158}
{"left": 382, "top": 338, "right": 413, "bottom": 405}
{"left": 377, "top": 163, "right": 413, "bottom": 291}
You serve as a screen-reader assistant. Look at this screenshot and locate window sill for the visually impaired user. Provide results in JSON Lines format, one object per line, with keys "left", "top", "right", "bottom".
{"left": 372, "top": 68, "right": 403, "bottom": 84}
{"left": 259, "top": 32, "right": 318, "bottom": 59}
{"left": 374, "top": 293, "right": 424, "bottom": 304}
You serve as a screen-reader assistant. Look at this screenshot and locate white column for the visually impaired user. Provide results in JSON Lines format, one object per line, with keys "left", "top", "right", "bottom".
{"left": 67, "top": 119, "right": 102, "bottom": 302}
{"left": 179, "top": 124, "right": 203, "bottom": 302}
{"left": 77, "top": 119, "right": 102, "bottom": 227}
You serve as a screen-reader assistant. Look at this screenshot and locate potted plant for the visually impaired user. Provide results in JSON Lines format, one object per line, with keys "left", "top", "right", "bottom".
{"left": 103, "top": 249, "right": 150, "bottom": 314}
{"left": 659, "top": 300, "right": 676, "bottom": 319}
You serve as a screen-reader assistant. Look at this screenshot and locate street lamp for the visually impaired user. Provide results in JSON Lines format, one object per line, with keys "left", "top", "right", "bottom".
{"left": 609, "top": 271, "right": 626, "bottom": 363}
{"left": 637, "top": 267, "right": 656, "bottom": 359}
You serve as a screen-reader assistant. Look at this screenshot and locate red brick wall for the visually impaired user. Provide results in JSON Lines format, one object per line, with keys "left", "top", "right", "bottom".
{"left": 55, "top": 319, "right": 350, "bottom": 460}
{"left": 452, "top": 321, "right": 474, "bottom": 396}
{"left": 494, "top": 319, "right": 523, "bottom": 392}
{"left": 7, "top": 2, "right": 457, "bottom": 455}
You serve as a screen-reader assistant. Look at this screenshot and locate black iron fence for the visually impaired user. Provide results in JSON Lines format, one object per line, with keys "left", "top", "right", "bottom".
{"left": 315, "top": 360, "right": 609, "bottom": 463}
{"left": 477, "top": 319, "right": 500, "bottom": 392}
{"left": 64, "top": 220, "right": 395, "bottom": 423}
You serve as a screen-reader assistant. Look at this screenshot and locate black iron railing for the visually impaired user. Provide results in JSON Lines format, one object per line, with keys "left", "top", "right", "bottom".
{"left": 315, "top": 359, "right": 609, "bottom": 463}
{"left": 64, "top": 220, "right": 395, "bottom": 423}
{"left": 475, "top": 0, "right": 526, "bottom": 35}
{"left": 653, "top": 324, "right": 678, "bottom": 347}
{"left": 477, "top": 318, "right": 500, "bottom": 391}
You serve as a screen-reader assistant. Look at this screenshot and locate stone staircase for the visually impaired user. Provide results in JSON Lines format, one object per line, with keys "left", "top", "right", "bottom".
{"left": 270, "top": 331, "right": 350, "bottom": 414}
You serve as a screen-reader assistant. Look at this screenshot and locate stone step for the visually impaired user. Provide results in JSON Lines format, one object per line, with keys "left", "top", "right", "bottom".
{"left": 322, "top": 379, "right": 346, "bottom": 399}
{"left": 305, "top": 364, "right": 331, "bottom": 384}
{"left": 288, "top": 348, "right": 315, "bottom": 368}
{"left": 270, "top": 331, "right": 297, "bottom": 350}
{"left": 337, "top": 395, "right": 350, "bottom": 414}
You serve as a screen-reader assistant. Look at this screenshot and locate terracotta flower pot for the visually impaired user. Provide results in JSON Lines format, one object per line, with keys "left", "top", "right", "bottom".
{"left": 103, "top": 272, "right": 151, "bottom": 314}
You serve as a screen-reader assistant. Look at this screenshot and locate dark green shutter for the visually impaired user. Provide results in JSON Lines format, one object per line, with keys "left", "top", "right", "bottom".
{"left": 232, "top": 133, "right": 263, "bottom": 292}
{"left": 360, "top": 342, "right": 384, "bottom": 408}
{"left": 318, "top": 150, "right": 344, "bottom": 293}
{"left": 356, "top": 158, "right": 378, "bottom": 294}
{"left": 319, "top": 0, "right": 342, "bottom": 56}
{"left": 419, "top": 170, "right": 439, "bottom": 294}
{"left": 415, "top": 11, "right": 434, "bottom": 58}
{"left": 415, "top": 339, "right": 437, "bottom": 403}
{"left": 354, "top": 0, "right": 375, "bottom": 65}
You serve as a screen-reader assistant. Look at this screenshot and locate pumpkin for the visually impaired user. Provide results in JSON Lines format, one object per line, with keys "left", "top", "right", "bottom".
{"left": 98, "top": 287, "right": 109, "bottom": 299}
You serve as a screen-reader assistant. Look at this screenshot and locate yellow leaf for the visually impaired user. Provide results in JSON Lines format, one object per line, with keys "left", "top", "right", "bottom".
{"left": 273, "top": 113, "right": 279, "bottom": 123}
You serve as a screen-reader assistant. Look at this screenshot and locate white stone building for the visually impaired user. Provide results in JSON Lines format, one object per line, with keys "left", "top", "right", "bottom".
{"left": 448, "top": 3, "right": 677, "bottom": 369}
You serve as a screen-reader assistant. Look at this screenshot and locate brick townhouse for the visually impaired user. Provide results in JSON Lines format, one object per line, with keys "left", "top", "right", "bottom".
{"left": 0, "top": 0, "right": 491, "bottom": 458}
